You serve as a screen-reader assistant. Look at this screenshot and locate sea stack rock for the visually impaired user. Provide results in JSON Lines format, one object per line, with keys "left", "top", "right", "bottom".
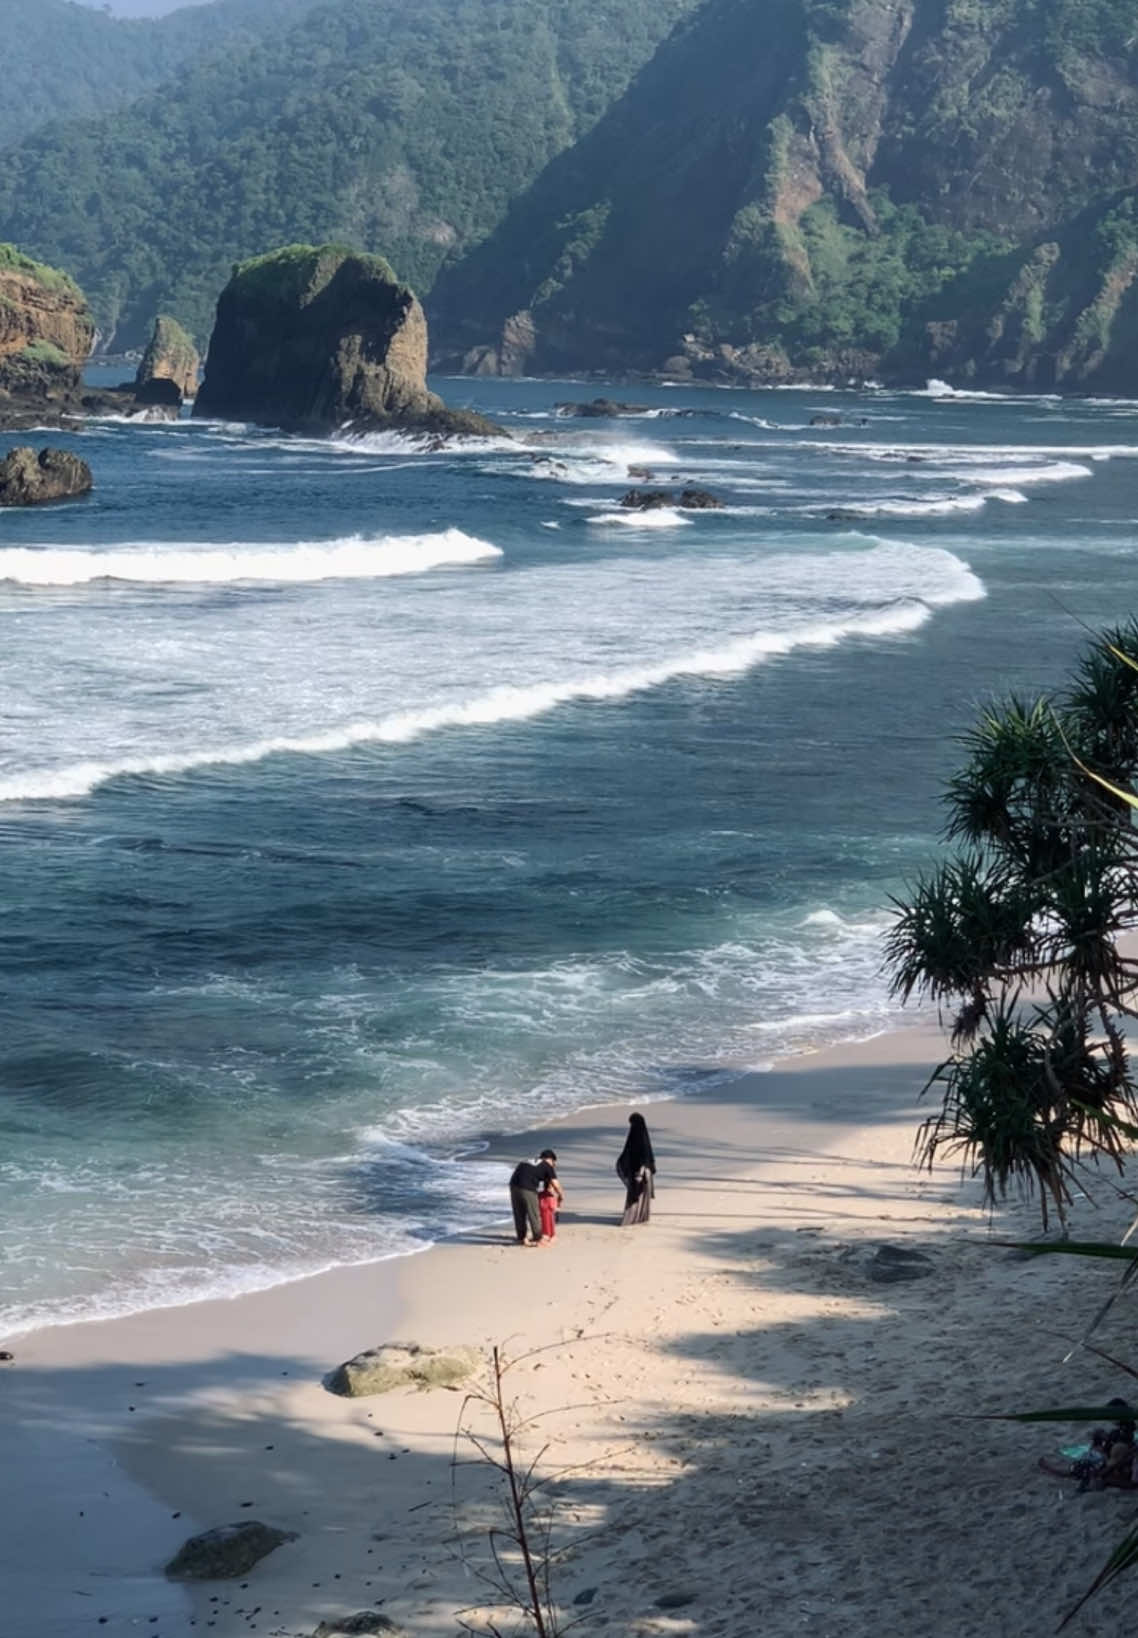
{"left": 195, "top": 244, "right": 499, "bottom": 437}
{"left": 0, "top": 245, "right": 93, "bottom": 423}
{"left": 0, "top": 446, "right": 92, "bottom": 506}
{"left": 135, "top": 314, "right": 199, "bottom": 404}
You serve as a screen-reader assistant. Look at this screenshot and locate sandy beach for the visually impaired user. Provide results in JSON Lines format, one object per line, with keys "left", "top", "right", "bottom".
{"left": 4, "top": 1022, "right": 1136, "bottom": 1638}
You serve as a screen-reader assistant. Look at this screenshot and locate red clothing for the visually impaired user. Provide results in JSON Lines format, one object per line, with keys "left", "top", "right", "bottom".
{"left": 539, "top": 1190, "right": 557, "bottom": 1240}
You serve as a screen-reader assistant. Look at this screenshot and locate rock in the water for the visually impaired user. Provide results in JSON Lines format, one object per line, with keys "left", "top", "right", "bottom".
{"left": 136, "top": 315, "right": 200, "bottom": 403}
{"left": 554, "top": 397, "right": 652, "bottom": 417}
{"left": 620, "top": 486, "right": 722, "bottom": 510}
{"left": 312, "top": 1616, "right": 406, "bottom": 1638}
{"left": 0, "top": 446, "right": 92, "bottom": 506}
{"left": 620, "top": 488, "right": 678, "bottom": 510}
{"left": 677, "top": 486, "right": 723, "bottom": 509}
{"left": 326, "top": 1341, "right": 480, "bottom": 1398}
{"left": 867, "top": 1244, "right": 935, "bottom": 1284}
{"left": 195, "top": 244, "right": 500, "bottom": 439}
{"left": 165, "top": 1521, "right": 298, "bottom": 1580}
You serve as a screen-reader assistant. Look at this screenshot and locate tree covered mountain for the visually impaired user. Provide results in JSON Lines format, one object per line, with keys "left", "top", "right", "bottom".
{"left": 0, "top": 0, "right": 699, "bottom": 350}
{"left": 0, "top": 0, "right": 321, "bottom": 153}
{"left": 433, "top": 0, "right": 1138, "bottom": 391}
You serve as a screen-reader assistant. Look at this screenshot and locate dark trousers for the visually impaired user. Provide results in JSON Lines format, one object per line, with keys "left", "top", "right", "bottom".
{"left": 510, "top": 1185, "right": 542, "bottom": 1243}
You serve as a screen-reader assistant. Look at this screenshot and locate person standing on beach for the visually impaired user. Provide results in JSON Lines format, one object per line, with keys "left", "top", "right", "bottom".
{"left": 509, "top": 1149, "right": 561, "bottom": 1245}
{"left": 617, "top": 1112, "right": 656, "bottom": 1225}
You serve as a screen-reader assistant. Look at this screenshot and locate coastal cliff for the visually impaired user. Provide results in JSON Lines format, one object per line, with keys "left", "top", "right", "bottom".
{"left": 0, "top": 246, "right": 92, "bottom": 415}
{"left": 432, "top": 0, "right": 1138, "bottom": 390}
{"left": 195, "top": 245, "right": 497, "bottom": 436}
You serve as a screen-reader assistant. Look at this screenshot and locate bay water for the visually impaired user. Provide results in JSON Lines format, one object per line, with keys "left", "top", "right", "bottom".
{"left": 3, "top": 374, "right": 1137, "bottom": 1335}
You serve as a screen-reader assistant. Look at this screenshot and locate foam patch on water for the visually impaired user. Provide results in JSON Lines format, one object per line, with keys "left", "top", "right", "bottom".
{"left": 0, "top": 542, "right": 984, "bottom": 802}
{"left": 586, "top": 508, "right": 692, "bottom": 528}
{"left": 0, "top": 530, "right": 501, "bottom": 586}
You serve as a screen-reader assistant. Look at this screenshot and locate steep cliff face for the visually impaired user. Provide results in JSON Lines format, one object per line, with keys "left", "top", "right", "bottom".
{"left": 136, "top": 315, "right": 200, "bottom": 401}
{"left": 0, "top": 246, "right": 92, "bottom": 404}
{"left": 433, "top": 0, "right": 1138, "bottom": 388}
{"left": 195, "top": 244, "right": 495, "bottom": 434}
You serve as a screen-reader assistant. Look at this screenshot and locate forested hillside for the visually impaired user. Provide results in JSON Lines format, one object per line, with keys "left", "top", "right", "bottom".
{"left": 0, "top": 0, "right": 698, "bottom": 350}
{"left": 0, "top": 0, "right": 319, "bottom": 153}
{"left": 433, "top": 0, "right": 1138, "bottom": 391}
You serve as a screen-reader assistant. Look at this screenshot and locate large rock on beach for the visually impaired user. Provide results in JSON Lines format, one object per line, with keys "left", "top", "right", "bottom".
{"left": 135, "top": 314, "right": 200, "bottom": 403}
{"left": 326, "top": 1341, "right": 480, "bottom": 1397}
{"left": 165, "top": 1521, "right": 298, "bottom": 1580}
{"left": 194, "top": 244, "right": 500, "bottom": 439}
{"left": 0, "top": 445, "right": 91, "bottom": 505}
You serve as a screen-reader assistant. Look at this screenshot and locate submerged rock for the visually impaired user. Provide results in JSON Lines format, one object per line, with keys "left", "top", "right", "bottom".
{"left": 0, "top": 446, "right": 92, "bottom": 505}
{"left": 554, "top": 397, "right": 652, "bottom": 417}
{"left": 326, "top": 1341, "right": 480, "bottom": 1397}
{"left": 165, "top": 1521, "right": 298, "bottom": 1580}
{"left": 195, "top": 244, "right": 500, "bottom": 439}
{"left": 677, "top": 486, "right": 723, "bottom": 509}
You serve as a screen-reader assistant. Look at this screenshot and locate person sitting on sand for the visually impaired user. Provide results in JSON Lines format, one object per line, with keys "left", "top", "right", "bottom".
{"left": 1039, "top": 1399, "right": 1138, "bottom": 1491}
{"left": 616, "top": 1112, "right": 656, "bottom": 1226}
{"left": 509, "top": 1149, "right": 562, "bottom": 1246}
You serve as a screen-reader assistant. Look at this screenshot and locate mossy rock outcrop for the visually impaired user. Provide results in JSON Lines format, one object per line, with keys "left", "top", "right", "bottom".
{"left": 0, "top": 245, "right": 92, "bottom": 415}
{"left": 0, "top": 446, "right": 92, "bottom": 506}
{"left": 326, "top": 1341, "right": 481, "bottom": 1398}
{"left": 195, "top": 244, "right": 499, "bottom": 438}
{"left": 312, "top": 1616, "right": 407, "bottom": 1638}
{"left": 136, "top": 314, "right": 199, "bottom": 402}
{"left": 165, "top": 1521, "right": 298, "bottom": 1580}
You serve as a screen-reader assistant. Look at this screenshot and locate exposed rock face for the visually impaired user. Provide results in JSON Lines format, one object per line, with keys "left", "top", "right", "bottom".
{"left": 196, "top": 244, "right": 499, "bottom": 437}
{"left": 0, "top": 446, "right": 92, "bottom": 506}
{"left": 136, "top": 315, "right": 199, "bottom": 402}
{"left": 326, "top": 1342, "right": 480, "bottom": 1398}
{"left": 433, "top": 0, "right": 1138, "bottom": 390}
{"left": 165, "top": 1521, "right": 298, "bottom": 1580}
{"left": 0, "top": 245, "right": 93, "bottom": 416}
{"left": 555, "top": 398, "right": 652, "bottom": 417}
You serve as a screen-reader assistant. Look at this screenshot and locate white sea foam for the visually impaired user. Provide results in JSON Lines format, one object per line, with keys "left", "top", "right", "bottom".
{"left": 586, "top": 508, "right": 692, "bottom": 528}
{"left": 0, "top": 544, "right": 984, "bottom": 802}
{"left": 0, "top": 529, "right": 501, "bottom": 587}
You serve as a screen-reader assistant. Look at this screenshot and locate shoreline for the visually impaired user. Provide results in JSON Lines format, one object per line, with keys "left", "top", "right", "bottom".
{"left": 10, "top": 1015, "right": 1136, "bottom": 1637}
{"left": 0, "top": 1014, "right": 911, "bottom": 1348}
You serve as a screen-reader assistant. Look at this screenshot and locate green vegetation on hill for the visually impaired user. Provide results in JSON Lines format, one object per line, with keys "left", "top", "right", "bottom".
{"left": 434, "top": 0, "right": 1138, "bottom": 388}
{"left": 0, "top": 0, "right": 699, "bottom": 349}
{"left": 0, "top": 0, "right": 320, "bottom": 153}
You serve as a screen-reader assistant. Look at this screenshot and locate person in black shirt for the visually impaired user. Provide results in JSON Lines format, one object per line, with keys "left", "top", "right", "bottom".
{"left": 509, "top": 1149, "right": 562, "bottom": 1245}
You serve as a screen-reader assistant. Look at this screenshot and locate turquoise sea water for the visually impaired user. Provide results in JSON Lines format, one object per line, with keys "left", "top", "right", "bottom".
{"left": 3, "top": 375, "right": 1138, "bottom": 1335}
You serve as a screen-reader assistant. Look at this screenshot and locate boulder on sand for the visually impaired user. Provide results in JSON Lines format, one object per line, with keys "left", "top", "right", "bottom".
{"left": 326, "top": 1341, "right": 480, "bottom": 1397}
{"left": 0, "top": 446, "right": 91, "bottom": 505}
{"left": 165, "top": 1521, "right": 298, "bottom": 1580}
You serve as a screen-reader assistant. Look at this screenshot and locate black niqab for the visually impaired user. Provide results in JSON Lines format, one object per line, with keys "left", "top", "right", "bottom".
{"left": 617, "top": 1112, "right": 655, "bottom": 1181}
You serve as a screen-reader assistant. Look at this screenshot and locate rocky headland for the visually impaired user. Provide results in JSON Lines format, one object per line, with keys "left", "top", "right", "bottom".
{"left": 0, "top": 244, "right": 94, "bottom": 426}
{"left": 194, "top": 245, "right": 501, "bottom": 439}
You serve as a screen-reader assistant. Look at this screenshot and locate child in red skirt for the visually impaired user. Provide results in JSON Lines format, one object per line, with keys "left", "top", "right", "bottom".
{"left": 538, "top": 1178, "right": 559, "bottom": 1241}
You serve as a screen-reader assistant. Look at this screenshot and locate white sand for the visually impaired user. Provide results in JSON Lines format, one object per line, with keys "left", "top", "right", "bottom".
{"left": 2, "top": 1023, "right": 1135, "bottom": 1637}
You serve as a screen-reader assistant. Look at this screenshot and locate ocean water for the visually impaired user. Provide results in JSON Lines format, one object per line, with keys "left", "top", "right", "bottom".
{"left": 3, "top": 374, "right": 1138, "bottom": 1335}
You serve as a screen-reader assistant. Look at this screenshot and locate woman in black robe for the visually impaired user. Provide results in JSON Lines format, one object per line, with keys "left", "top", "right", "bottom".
{"left": 616, "top": 1111, "right": 656, "bottom": 1225}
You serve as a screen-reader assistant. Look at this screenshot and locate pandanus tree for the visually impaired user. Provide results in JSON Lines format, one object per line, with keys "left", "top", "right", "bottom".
{"left": 885, "top": 622, "right": 1138, "bottom": 1231}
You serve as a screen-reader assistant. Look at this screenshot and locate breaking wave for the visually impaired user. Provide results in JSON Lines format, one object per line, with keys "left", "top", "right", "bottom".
{"left": 0, "top": 529, "right": 502, "bottom": 587}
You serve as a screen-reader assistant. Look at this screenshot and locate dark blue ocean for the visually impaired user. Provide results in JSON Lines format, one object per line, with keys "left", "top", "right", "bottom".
{"left": 3, "top": 374, "right": 1137, "bottom": 1334}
